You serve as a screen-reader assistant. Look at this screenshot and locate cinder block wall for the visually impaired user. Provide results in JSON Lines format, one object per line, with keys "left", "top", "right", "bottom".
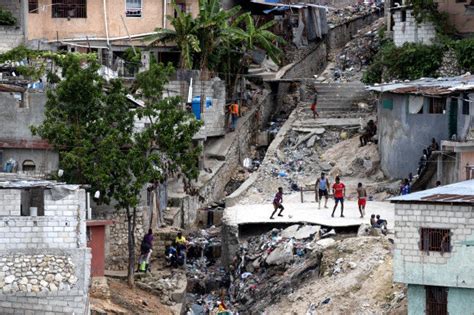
{"left": 0, "top": 187, "right": 91, "bottom": 314}
{"left": 393, "top": 202, "right": 474, "bottom": 288}
{"left": 393, "top": 10, "right": 436, "bottom": 47}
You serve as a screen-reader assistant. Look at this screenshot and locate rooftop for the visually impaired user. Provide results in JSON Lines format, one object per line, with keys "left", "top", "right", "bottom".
{"left": 368, "top": 74, "right": 474, "bottom": 96}
{"left": 391, "top": 179, "right": 474, "bottom": 204}
{"left": 0, "top": 174, "right": 80, "bottom": 189}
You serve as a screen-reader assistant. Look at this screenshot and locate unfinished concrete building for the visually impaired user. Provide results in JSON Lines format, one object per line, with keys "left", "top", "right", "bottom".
{"left": 0, "top": 85, "right": 58, "bottom": 175}
{"left": 391, "top": 180, "right": 474, "bottom": 314}
{"left": 0, "top": 176, "right": 91, "bottom": 314}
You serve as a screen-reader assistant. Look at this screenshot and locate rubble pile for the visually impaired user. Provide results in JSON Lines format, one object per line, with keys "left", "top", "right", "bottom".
{"left": 318, "top": 18, "right": 385, "bottom": 83}
{"left": 266, "top": 236, "right": 407, "bottom": 314}
{"left": 327, "top": 3, "right": 383, "bottom": 27}
{"left": 227, "top": 224, "right": 333, "bottom": 313}
{"left": 136, "top": 270, "right": 186, "bottom": 306}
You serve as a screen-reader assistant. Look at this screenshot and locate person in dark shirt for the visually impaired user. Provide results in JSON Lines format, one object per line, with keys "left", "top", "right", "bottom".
{"left": 138, "top": 229, "right": 153, "bottom": 272}
{"left": 270, "top": 187, "right": 284, "bottom": 219}
{"left": 360, "top": 120, "right": 377, "bottom": 147}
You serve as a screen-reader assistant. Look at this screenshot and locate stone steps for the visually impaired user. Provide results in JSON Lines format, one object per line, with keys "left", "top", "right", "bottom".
{"left": 310, "top": 82, "right": 369, "bottom": 112}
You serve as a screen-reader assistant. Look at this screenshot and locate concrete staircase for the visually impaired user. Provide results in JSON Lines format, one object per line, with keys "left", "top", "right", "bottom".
{"left": 312, "top": 82, "right": 369, "bottom": 112}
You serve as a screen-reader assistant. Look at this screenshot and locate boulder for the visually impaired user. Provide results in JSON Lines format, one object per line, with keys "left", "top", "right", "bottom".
{"left": 293, "top": 225, "right": 321, "bottom": 240}
{"left": 266, "top": 242, "right": 294, "bottom": 265}
{"left": 315, "top": 238, "right": 336, "bottom": 249}
{"left": 357, "top": 223, "right": 371, "bottom": 237}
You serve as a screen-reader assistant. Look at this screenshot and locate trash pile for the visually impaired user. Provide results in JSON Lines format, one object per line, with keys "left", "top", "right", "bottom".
{"left": 226, "top": 224, "right": 336, "bottom": 313}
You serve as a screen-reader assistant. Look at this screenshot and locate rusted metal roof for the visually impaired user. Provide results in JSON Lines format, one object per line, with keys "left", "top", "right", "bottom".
{"left": 391, "top": 179, "right": 474, "bottom": 204}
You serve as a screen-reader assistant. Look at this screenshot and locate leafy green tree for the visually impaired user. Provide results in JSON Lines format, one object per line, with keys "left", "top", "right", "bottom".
{"left": 32, "top": 55, "right": 202, "bottom": 286}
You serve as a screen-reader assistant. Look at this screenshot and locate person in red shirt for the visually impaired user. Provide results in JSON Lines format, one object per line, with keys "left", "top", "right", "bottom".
{"left": 270, "top": 187, "right": 284, "bottom": 219}
{"left": 331, "top": 176, "right": 346, "bottom": 218}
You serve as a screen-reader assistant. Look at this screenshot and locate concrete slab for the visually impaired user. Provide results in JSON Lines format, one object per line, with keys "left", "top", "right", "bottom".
{"left": 224, "top": 200, "right": 394, "bottom": 230}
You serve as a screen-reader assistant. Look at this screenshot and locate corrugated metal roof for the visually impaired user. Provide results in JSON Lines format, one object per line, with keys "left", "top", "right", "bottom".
{"left": 390, "top": 179, "right": 474, "bottom": 204}
{"left": 368, "top": 74, "right": 474, "bottom": 95}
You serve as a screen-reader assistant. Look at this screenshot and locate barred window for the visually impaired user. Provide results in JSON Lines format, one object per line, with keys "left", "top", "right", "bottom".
{"left": 52, "top": 0, "right": 87, "bottom": 18}
{"left": 29, "top": 0, "right": 39, "bottom": 13}
{"left": 126, "top": 0, "right": 142, "bottom": 17}
{"left": 420, "top": 228, "right": 451, "bottom": 253}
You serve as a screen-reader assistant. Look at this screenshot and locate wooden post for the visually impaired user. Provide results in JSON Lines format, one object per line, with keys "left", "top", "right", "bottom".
{"left": 300, "top": 188, "right": 303, "bottom": 203}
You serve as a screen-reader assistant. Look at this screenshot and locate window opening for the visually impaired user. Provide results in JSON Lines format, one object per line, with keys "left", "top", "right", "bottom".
{"left": 22, "top": 160, "right": 36, "bottom": 172}
{"left": 20, "top": 188, "right": 45, "bottom": 216}
{"left": 52, "top": 0, "right": 87, "bottom": 18}
{"left": 29, "top": 0, "right": 39, "bottom": 13}
{"left": 126, "top": 0, "right": 142, "bottom": 17}
{"left": 420, "top": 228, "right": 451, "bottom": 253}
{"left": 428, "top": 97, "right": 446, "bottom": 114}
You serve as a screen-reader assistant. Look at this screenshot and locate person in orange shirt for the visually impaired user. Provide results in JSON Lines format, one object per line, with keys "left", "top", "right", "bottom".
{"left": 230, "top": 101, "right": 239, "bottom": 131}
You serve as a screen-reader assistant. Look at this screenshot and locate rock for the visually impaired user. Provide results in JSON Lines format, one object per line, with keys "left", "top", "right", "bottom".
{"left": 26, "top": 283, "right": 32, "bottom": 292}
{"left": 281, "top": 225, "right": 301, "bottom": 238}
{"left": 45, "top": 274, "right": 54, "bottom": 282}
{"left": 293, "top": 225, "right": 321, "bottom": 240}
{"left": 68, "top": 275, "right": 78, "bottom": 285}
{"left": 2, "top": 285, "right": 11, "bottom": 293}
{"left": 266, "top": 242, "right": 294, "bottom": 265}
{"left": 315, "top": 238, "right": 336, "bottom": 249}
{"left": 369, "top": 228, "right": 383, "bottom": 236}
{"left": 31, "top": 285, "right": 40, "bottom": 292}
{"left": 320, "top": 162, "right": 332, "bottom": 171}
{"left": 357, "top": 223, "right": 371, "bottom": 237}
{"left": 19, "top": 277, "right": 28, "bottom": 285}
{"left": 349, "top": 262, "right": 357, "bottom": 269}
{"left": 49, "top": 283, "right": 58, "bottom": 292}
{"left": 306, "top": 135, "right": 318, "bottom": 148}
{"left": 30, "top": 279, "right": 38, "bottom": 285}
{"left": 54, "top": 274, "right": 63, "bottom": 283}
{"left": 40, "top": 280, "right": 48, "bottom": 287}
{"left": 2, "top": 266, "right": 8, "bottom": 272}
{"left": 4, "top": 275, "right": 15, "bottom": 284}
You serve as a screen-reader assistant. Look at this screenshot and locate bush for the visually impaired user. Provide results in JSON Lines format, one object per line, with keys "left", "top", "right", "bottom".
{"left": 0, "top": 8, "right": 16, "bottom": 26}
{"left": 362, "top": 42, "right": 443, "bottom": 84}
{"left": 453, "top": 38, "right": 474, "bottom": 72}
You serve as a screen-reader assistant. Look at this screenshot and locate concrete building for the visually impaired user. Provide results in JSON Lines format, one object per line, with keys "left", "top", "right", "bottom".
{"left": 0, "top": 0, "right": 26, "bottom": 52}
{"left": 436, "top": 0, "right": 474, "bottom": 35}
{"left": 0, "top": 175, "right": 91, "bottom": 314}
{"left": 391, "top": 7, "right": 436, "bottom": 47}
{"left": 391, "top": 180, "right": 474, "bottom": 314}
{"left": 369, "top": 75, "right": 474, "bottom": 179}
{"left": 0, "top": 85, "right": 58, "bottom": 175}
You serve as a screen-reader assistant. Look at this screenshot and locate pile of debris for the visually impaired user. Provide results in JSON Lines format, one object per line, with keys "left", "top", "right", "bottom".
{"left": 227, "top": 224, "right": 336, "bottom": 313}
{"left": 136, "top": 270, "right": 187, "bottom": 306}
{"left": 319, "top": 18, "right": 384, "bottom": 83}
{"left": 327, "top": 3, "right": 383, "bottom": 28}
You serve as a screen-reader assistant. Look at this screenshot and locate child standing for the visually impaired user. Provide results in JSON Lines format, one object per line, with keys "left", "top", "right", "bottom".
{"left": 357, "top": 183, "right": 367, "bottom": 218}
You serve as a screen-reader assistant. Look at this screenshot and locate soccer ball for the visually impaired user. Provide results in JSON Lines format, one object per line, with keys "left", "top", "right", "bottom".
{"left": 288, "top": 214, "right": 293, "bottom": 219}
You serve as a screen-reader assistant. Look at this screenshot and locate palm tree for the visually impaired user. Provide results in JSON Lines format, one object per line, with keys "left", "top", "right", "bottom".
{"left": 148, "top": 3, "right": 200, "bottom": 69}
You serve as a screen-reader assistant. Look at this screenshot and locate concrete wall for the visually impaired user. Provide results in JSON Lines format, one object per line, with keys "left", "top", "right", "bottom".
{"left": 393, "top": 202, "right": 474, "bottom": 288}
{"left": 26, "top": 0, "right": 199, "bottom": 41}
{"left": 0, "top": 0, "right": 25, "bottom": 52}
{"left": 378, "top": 93, "right": 450, "bottom": 178}
{"left": 408, "top": 284, "right": 474, "bottom": 315}
{"left": 437, "top": 0, "right": 474, "bottom": 35}
{"left": 0, "top": 186, "right": 91, "bottom": 314}
{"left": 393, "top": 9, "right": 436, "bottom": 47}
{"left": 0, "top": 91, "right": 58, "bottom": 173}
